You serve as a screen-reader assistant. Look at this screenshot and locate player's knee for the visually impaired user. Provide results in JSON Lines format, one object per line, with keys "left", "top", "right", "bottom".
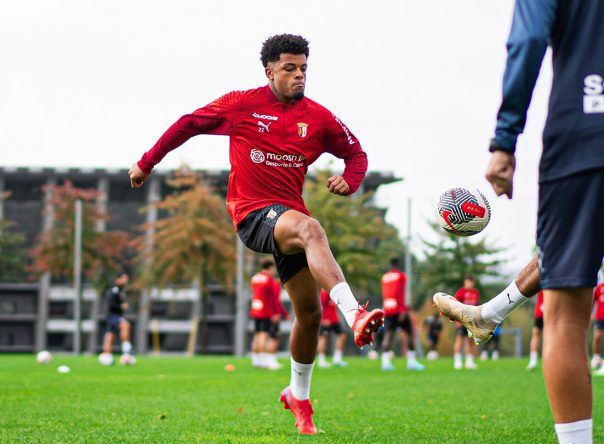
{"left": 299, "top": 218, "right": 326, "bottom": 245}
{"left": 298, "top": 306, "right": 322, "bottom": 330}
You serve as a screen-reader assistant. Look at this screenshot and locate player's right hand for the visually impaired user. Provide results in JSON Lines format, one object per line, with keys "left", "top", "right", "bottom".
{"left": 485, "top": 151, "right": 515, "bottom": 199}
{"left": 129, "top": 163, "right": 149, "bottom": 188}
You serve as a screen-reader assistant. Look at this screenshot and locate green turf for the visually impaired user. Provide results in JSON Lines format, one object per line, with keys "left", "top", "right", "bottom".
{"left": 0, "top": 355, "right": 602, "bottom": 443}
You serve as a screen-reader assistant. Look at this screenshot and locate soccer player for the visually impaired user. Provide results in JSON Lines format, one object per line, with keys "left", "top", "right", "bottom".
{"left": 101, "top": 273, "right": 133, "bottom": 359}
{"left": 423, "top": 310, "right": 443, "bottom": 361}
{"left": 591, "top": 280, "right": 604, "bottom": 371}
{"left": 317, "top": 288, "right": 348, "bottom": 368}
{"left": 527, "top": 291, "right": 545, "bottom": 371}
{"left": 434, "top": 0, "right": 604, "bottom": 440}
{"left": 249, "top": 260, "right": 278, "bottom": 369}
{"left": 265, "top": 277, "right": 289, "bottom": 370}
{"left": 380, "top": 258, "right": 424, "bottom": 371}
{"left": 452, "top": 275, "right": 480, "bottom": 370}
{"left": 128, "top": 34, "right": 384, "bottom": 435}
{"left": 480, "top": 324, "right": 501, "bottom": 361}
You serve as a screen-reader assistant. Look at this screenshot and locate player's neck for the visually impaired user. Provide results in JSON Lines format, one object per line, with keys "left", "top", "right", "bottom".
{"left": 268, "top": 83, "right": 298, "bottom": 105}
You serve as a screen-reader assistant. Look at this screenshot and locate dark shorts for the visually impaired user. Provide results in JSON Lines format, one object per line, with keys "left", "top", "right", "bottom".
{"left": 106, "top": 314, "right": 125, "bottom": 334}
{"left": 427, "top": 333, "right": 440, "bottom": 346}
{"left": 456, "top": 326, "right": 469, "bottom": 337}
{"left": 237, "top": 204, "right": 308, "bottom": 284}
{"left": 320, "top": 322, "right": 343, "bottom": 336}
{"left": 594, "top": 320, "right": 604, "bottom": 331}
{"left": 534, "top": 317, "right": 544, "bottom": 330}
{"left": 254, "top": 318, "right": 272, "bottom": 333}
{"left": 384, "top": 313, "right": 413, "bottom": 335}
{"left": 537, "top": 168, "right": 604, "bottom": 289}
{"left": 269, "top": 321, "right": 280, "bottom": 339}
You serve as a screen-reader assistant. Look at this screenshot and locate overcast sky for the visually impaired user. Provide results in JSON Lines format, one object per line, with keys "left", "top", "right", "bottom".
{"left": 1, "top": 0, "right": 553, "bottom": 278}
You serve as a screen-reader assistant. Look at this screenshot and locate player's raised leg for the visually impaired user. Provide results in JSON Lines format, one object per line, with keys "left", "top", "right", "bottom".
{"left": 279, "top": 267, "right": 320, "bottom": 435}
{"left": 274, "top": 210, "right": 384, "bottom": 346}
{"left": 433, "top": 257, "right": 541, "bottom": 344}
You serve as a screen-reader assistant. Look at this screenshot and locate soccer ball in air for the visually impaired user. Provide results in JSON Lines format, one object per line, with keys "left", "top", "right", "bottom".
{"left": 36, "top": 350, "right": 53, "bottom": 364}
{"left": 436, "top": 188, "right": 491, "bottom": 236}
{"left": 119, "top": 354, "right": 136, "bottom": 365}
{"left": 98, "top": 352, "right": 115, "bottom": 366}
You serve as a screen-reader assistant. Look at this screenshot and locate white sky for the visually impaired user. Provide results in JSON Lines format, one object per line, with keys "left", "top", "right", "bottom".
{"left": 0, "top": 0, "right": 552, "bottom": 276}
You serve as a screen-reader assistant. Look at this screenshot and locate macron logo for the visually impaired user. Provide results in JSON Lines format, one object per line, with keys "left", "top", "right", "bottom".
{"left": 253, "top": 112, "right": 278, "bottom": 121}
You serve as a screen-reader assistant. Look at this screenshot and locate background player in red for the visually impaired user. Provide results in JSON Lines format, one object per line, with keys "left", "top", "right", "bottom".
{"left": 249, "top": 260, "right": 277, "bottom": 369}
{"left": 317, "top": 289, "right": 348, "bottom": 368}
{"left": 527, "top": 291, "right": 544, "bottom": 371}
{"left": 591, "top": 280, "right": 604, "bottom": 372}
{"left": 453, "top": 275, "right": 480, "bottom": 370}
{"left": 128, "top": 34, "right": 384, "bottom": 435}
{"left": 265, "top": 277, "right": 289, "bottom": 370}
{"left": 380, "top": 258, "right": 424, "bottom": 371}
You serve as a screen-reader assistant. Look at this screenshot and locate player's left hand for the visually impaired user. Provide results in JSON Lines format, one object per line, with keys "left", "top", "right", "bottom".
{"left": 326, "top": 175, "right": 350, "bottom": 195}
{"left": 129, "top": 163, "right": 149, "bottom": 189}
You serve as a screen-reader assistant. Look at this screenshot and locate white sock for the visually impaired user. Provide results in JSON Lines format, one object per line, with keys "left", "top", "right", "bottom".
{"left": 407, "top": 350, "right": 417, "bottom": 363}
{"left": 382, "top": 352, "right": 392, "bottom": 366}
{"left": 251, "top": 353, "right": 259, "bottom": 366}
{"left": 481, "top": 281, "right": 529, "bottom": 323}
{"left": 454, "top": 353, "right": 462, "bottom": 366}
{"left": 554, "top": 419, "right": 592, "bottom": 444}
{"left": 318, "top": 353, "right": 327, "bottom": 365}
{"left": 333, "top": 349, "right": 343, "bottom": 363}
{"left": 260, "top": 353, "right": 269, "bottom": 367}
{"left": 330, "top": 282, "right": 359, "bottom": 327}
{"left": 466, "top": 354, "right": 475, "bottom": 364}
{"left": 269, "top": 353, "right": 278, "bottom": 365}
{"left": 290, "top": 358, "right": 314, "bottom": 400}
{"left": 530, "top": 351, "right": 538, "bottom": 364}
{"left": 122, "top": 341, "right": 132, "bottom": 354}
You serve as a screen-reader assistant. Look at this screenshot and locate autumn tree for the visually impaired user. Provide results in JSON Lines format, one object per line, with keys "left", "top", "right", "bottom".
{"left": 134, "top": 167, "right": 236, "bottom": 352}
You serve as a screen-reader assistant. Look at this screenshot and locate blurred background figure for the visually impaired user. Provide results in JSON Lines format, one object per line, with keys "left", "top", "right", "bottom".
{"left": 266, "top": 278, "right": 289, "bottom": 370}
{"left": 453, "top": 275, "right": 480, "bottom": 370}
{"left": 249, "top": 260, "right": 277, "bottom": 369}
{"left": 317, "top": 289, "right": 347, "bottom": 368}
{"left": 380, "top": 258, "right": 424, "bottom": 371}
{"left": 423, "top": 309, "right": 443, "bottom": 361}
{"left": 592, "top": 280, "right": 604, "bottom": 371}
{"left": 102, "top": 273, "right": 132, "bottom": 358}
{"left": 480, "top": 324, "right": 501, "bottom": 361}
{"left": 527, "top": 291, "right": 544, "bottom": 371}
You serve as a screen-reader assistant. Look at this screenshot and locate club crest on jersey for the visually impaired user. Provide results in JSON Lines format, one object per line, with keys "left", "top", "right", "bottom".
{"left": 297, "top": 122, "right": 308, "bottom": 138}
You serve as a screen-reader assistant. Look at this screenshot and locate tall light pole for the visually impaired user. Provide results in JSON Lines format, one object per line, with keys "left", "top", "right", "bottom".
{"left": 73, "top": 199, "right": 83, "bottom": 354}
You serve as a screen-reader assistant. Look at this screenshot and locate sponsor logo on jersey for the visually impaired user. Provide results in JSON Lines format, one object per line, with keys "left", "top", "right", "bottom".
{"left": 249, "top": 148, "right": 306, "bottom": 168}
{"left": 297, "top": 122, "right": 308, "bottom": 138}
{"left": 250, "top": 149, "right": 265, "bottom": 163}
{"left": 252, "top": 112, "right": 279, "bottom": 121}
{"left": 583, "top": 74, "right": 604, "bottom": 113}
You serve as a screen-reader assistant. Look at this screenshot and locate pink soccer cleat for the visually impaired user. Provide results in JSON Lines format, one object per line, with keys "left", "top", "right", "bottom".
{"left": 350, "top": 303, "right": 384, "bottom": 347}
{"left": 279, "top": 387, "right": 317, "bottom": 435}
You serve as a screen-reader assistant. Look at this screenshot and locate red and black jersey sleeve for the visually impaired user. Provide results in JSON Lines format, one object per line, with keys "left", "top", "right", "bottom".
{"left": 137, "top": 91, "right": 244, "bottom": 173}
{"left": 321, "top": 113, "right": 368, "bottom": 195}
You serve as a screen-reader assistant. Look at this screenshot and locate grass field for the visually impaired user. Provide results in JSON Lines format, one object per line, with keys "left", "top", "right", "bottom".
{"left": 1, "top": 355, "right": 602, "bottom": 443}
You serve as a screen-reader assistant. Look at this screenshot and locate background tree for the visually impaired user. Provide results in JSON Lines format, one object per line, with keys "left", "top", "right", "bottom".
{"left": 133, "top": 167, "right": 236, "bottom": 353}
{"left": 304, "top": 168, "right": 405, "bottom": 301}
{"left": 30, "top": 182, "right": 130, "bottom": 288}
{"left": 0, "top": 192, "right": 27, "bottom": 282}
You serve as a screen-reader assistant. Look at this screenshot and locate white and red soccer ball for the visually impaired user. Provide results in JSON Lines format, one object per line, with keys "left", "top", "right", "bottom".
{"left": 437, "top": 188, "right": 491, "bottom": 236}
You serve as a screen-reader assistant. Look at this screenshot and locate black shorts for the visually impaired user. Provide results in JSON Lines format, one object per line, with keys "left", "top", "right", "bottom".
{"left": 594, "top": 320, "right": 604, "bottom": 331}
{"left": 237, "top": 204, "right": 308, "bottom": 284}
{"left": 320, "top": 322, "right": 343, "bottom": 336}
{"left": 537, "top": 168, "right": 604, "bottom": 289}
{"left": 254, "top": 318, "right": 272, "bottom": 333}
{"left": 534, "top": 317, "right": 544, "bottom": 330}
{"left": 105, "top": 314, "right": 125, "bottom": 334}
{"left": 384, "top": 314, "right": 413, "bottom": 335}
{"left": 427, "top": 333, "right": 440, "bottom": 346}
{"left": 269, "top": 321, "right": 280, "bottom": 339}
{"left": 456, "top": 326, "right": 469, "bottom": 337}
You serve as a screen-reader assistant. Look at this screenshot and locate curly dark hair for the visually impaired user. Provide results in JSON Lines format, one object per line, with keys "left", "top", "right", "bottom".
{"left": 260, "top": 34, "right": 309, "bottom": 67}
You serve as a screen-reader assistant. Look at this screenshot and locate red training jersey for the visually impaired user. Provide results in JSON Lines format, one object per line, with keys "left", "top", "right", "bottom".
{"left": 320, "top": 289, "right": 340, "bottom": 324}
{"left": 455, "top": 287, "right": 480, "bottom": 306}
{"left": 593, "top": 283, "right": 604, "bottom": 321}
{"left": 381, "top": 269, "right": 408, "bottom": 316}
{"left": 249, "top": 271, "right": 276, "bottom": 319}
{"left": 137, "top": 85, "right": 368, "bottom": 227}
{"left": 272, "top": 281, "right": 289, "bottom": 319}
{"left": 534, "top": 291, "right": 544, "bottom": 319}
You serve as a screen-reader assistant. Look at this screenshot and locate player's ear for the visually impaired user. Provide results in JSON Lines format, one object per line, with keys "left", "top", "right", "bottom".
{"left": 265, "top": 64, "right": 274, "bottom": 81}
